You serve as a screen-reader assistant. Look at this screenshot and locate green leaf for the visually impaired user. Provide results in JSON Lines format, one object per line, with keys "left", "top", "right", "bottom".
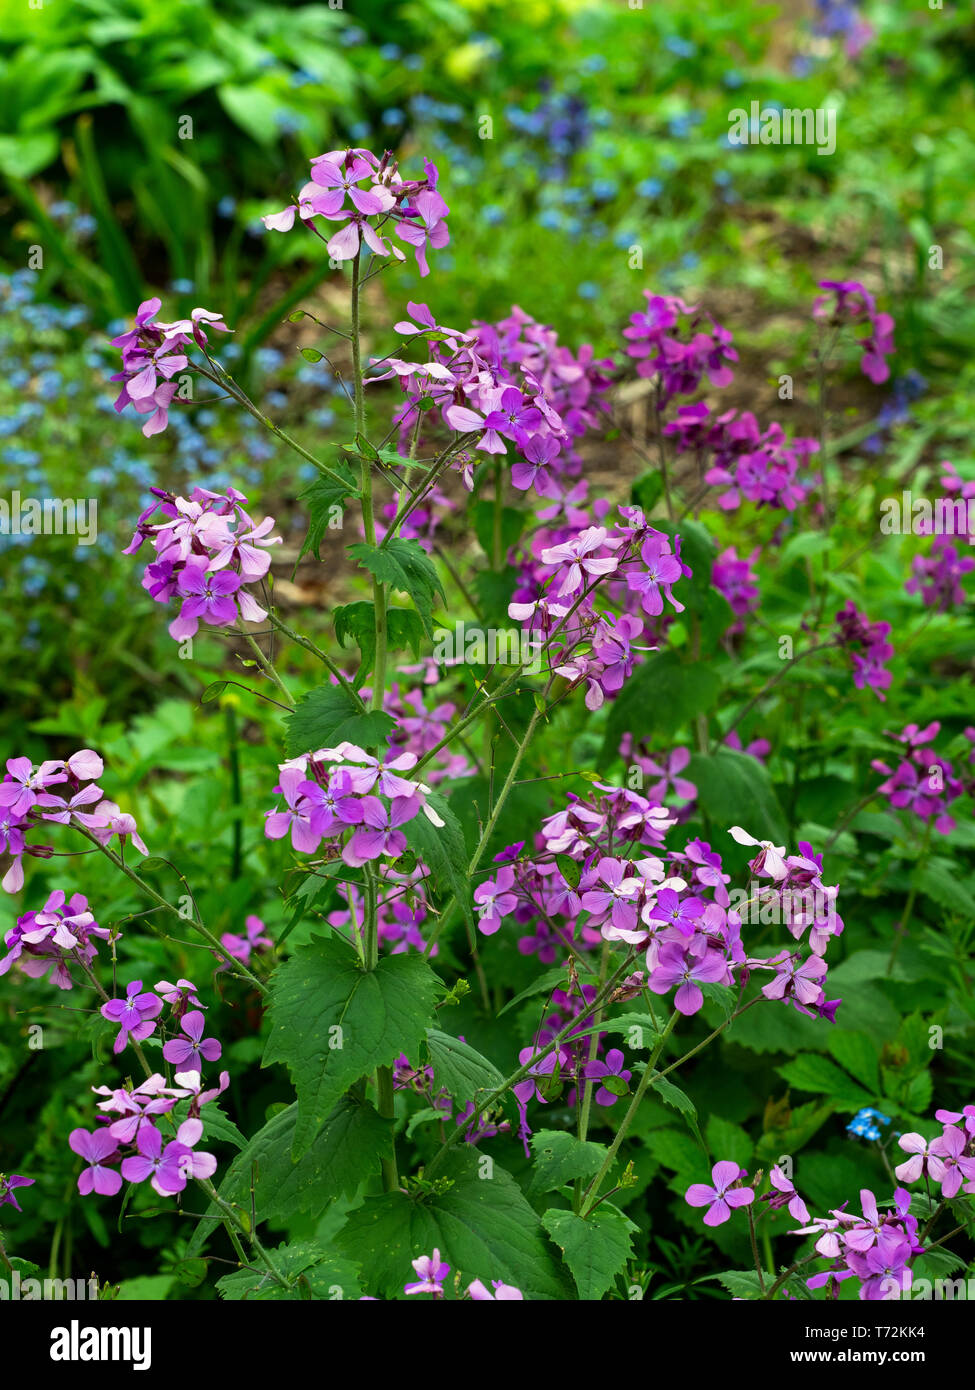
{"left": 188, "top": 1098, "right": 390, "bottom": 1255}
{"left": 217, "top": 1241, "right": 361, "bottom": 1301}
{"left": 217, "top": 83, "right": 287, "bottom": 146}
{"left": 263, "top": 936, "right": 440, "bottom": 1159}
{"left": 602, "top": 1014, "right": 661, "bottom": 1049}
{"left": 426, "top": 1028, "right": 504, "bottom": 1104}
{"left": 473, "top": 500, "right": 526, "bottom": 560}
{"left": 335, "top": 1150, "right": 572, "bottom": 1299}
{"left": 686, "top": 748, "right": 788, "bottom": 843}
{"left": 528, "top": 1130, "right": 610, "bottom": 1196}
{"left": 777, "top": 1054, "right": 873, "bottom": 1109}
{"left": 334, "top": 602, "right": 425, "bottom": 685}
{"left": 827, "top": 1031, "right": 880, "bottom": 1093}
{"left": 402, "top": 790, "right": 474, "bottom": 930}
{"left": 283, "top": 685, "right": 394, "bottom": 757}
{"left": 705, "top": 1115, "right": 753, "bottom": 1168}
{"left": 602, "top": 650, "right": 722, "bottom": 759}
{"left": 714, "top": 1269, "right": 765, "bottom": 1300}
{"left": 541, "top": 1205, "right": 637, "bottom": 1300}
{"left": 349, "top": 538, "right": 446, "bottom": 637}
{"left": 497, "top": 966, "right": 580, "bottom": 1017}
{"left": 296, "top": 467, "right": 358, "bottom": 563}
{"left": 172, "top": 1101, "right": 247, "bottom": 1152}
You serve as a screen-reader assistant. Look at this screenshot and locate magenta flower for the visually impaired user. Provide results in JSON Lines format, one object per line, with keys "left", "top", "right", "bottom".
{"left": 894, "top": 1132, "right": 938, "bottom": 1185}
{"left": 162, "top": 1010, "right": 222, "bottom": 1073}
{"left": 0, "top": 757, "right": 67, "bottom": 816}
{"left": 583, "top": 1049, "right": 632, "bottom": 1107}
{"left": 264, "top": 768, "right": 323, "bottom": 854}
{"left": 580, "top": 858, "right": 642, "bottom": 934}
{"left": 101, "top": 980, "right": 164, "bottom": 1055}
{"left": 540, "top": 526, "right": 620, "bottom": 597}
{"left": 647, "top": 886, "right": 706, "bottom": 937}
{"left": 763, "top": 1165, "right": 809, "bottom": 1224}
{"left": 467, "top": 1278, "right": 524, "bottom": 1300}
{"left": 169, "top": 560, "right": 241, "bottom": 639}
{"left": 649, "top": 943, "right": 727, "bottom": 1016}
{"left": 120, "top": 1125, "right": 191, "bottom": 1197}
{"left": 404, "top": 1249, "right": 450, "bottom": 1297}
{"left": 929, "top": 1125, "right": 975, "bottom": 1198}
{"left": 685, "top": 1160, "right": 754, "bottom": 1226}
{"left": 342, "top": 795, "right": 419, "bottom": 866}
{"left": 474, "top": 866, "right": 518, "bottom": 936}
{"left": 759, "top": 950, "right": 827, "bottom": 1005}
{"left": 220, "top": 915, "right": 273, "bottom": 967}
{"left": 69, "top": 1128, "right": 122, "bottom": 1197}
{"left": 0, "top": 1173, "right": 34, "bottom": 1212}
{"left": 626, "top": 535, "right": 685, "bottom": 616}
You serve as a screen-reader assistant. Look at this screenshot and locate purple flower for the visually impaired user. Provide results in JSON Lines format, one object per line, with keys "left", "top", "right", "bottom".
{"left": 342, "top": 795, "right": 419, "bottom": 866}
{"left": 467, "top": 1278, "right": 524, "bottom": 1300}
{"left": 763, "top": 1164, "right": 809, "bottom": 1223}
{"left": 169, "top": 560, "right": 241, "bottom": 639}
{"left": 69, "top": 1128, "right": 122, "bottom": 1197}
{"left": 404, "top": 1248, "right": 450, "bottom": 1297}
{"left": 219, "top": 915, "right": 273, "bottom": 967}
{"left": 626, "top": 534, "right": 684, "bottom": 616}
{"left": 583, "top": 1048, "right": 632, "bottom": 1107}
{"left": 162, "top": 1010, "right": 221, "bottom": 1073}
{"left": 0, "top": 1173, "right": 34, "bottom": 1212}
{"left": 685, "top": 1160, "right": 754, "bottom": 1226}
{"left": 100, "top": 980, "right": 164, "bottom": 1054}
{"left": 649, "top": 943, "right": 727, "bottom": 1016}
{"left": 647, "top": 886, "right": 706, "bottom": 937}
{"left": 474, "top": 866, "right": 518, "bottom": 936}
{"left": 120, "top": 1125, "right": 191, "bottom": 1197}
{"left": 580, "top": 858, "right": 641, "bottom": 934}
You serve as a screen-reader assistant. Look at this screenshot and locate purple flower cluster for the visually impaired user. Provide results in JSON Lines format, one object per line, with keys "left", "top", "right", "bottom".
{"left": 507, "top": 505, "right": 687, "bottom": 711}
{"left": 623, "top": 292, "right": 737, "bottom": 407}
{"left": 712, "top": 545, "right": 761, "bottom": 635}
{"left": 111, "top": 298, "right": 229, "bottom": 436}
{"left": 833, "top": 600, "right": 894, "bottom": 700}
{"left": 471, "top": 782, "right": 843, "bottom": 1153}
{"left": 264, "top": 740, "right": 443, "bottom": 867}
{"left": 813, "top": 279, "right": 895, "bottom": 384}
{"left": 0, "top": 891, "right": 111, "bottom": 991}
{"left": 74, "top": 1062, "right": 227, "bottom": 1199}
{"left": 328, "top": 865, "right": 437, "bottom": 956}
{"left": 70, "top": 976, "right": 227, "bottom": 1199}
{"left": 124, "top": 485, "right": 282, "bottom": 642}
{"left": 372, "top": 302, "right": 581, "bottom": 503}
{"left": 686, "top": 405, "right": 818, "bottom": 513}
{"left": 0, "top": 749, "right": 147, "bottom": 895}
{"left": 263, "top": 146, "right": 449, "bottom": 277}
{"left": 871, "top": 722, "right": 966, "bottom": 835}
{"left": 403, "top": 1248, "right": 523, "bottom": 1300}
{"left": 794, "top": 1188, "right": 925, "bottom": 1300}
{"left": 896, "top": 1105, "right": 975, "bottom": 1198}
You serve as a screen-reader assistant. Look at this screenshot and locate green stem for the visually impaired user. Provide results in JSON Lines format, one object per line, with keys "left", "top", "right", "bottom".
{"left": 425, "top": 950, "right": 637, "bottom": 1177}
{"left": 79, "top": 832, "right": 267, "bottom": 994}
{"left": 578, "top": 1011, "right": 680, "bottom": 1217}
{"left": 239, "top": 632, "right": 295, "bottom": 707}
